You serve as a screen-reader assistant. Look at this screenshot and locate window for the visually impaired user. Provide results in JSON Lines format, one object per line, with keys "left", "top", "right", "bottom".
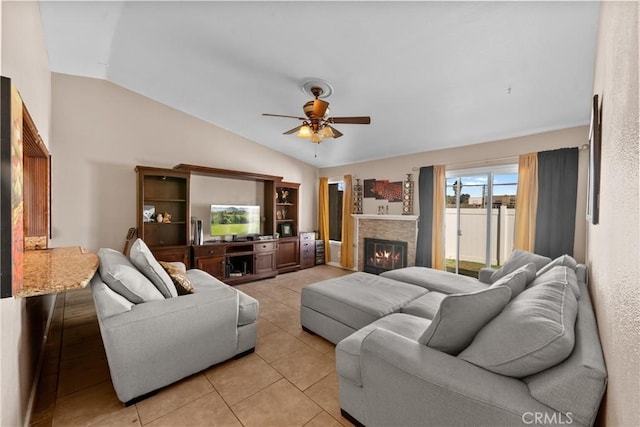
{"left": 328, "top": 181, "right": 344, "bottom": 241}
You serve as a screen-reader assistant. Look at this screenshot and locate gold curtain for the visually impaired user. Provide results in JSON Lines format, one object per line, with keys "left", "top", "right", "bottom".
{"left": 432, "top": 165, "right": 446, "bottom": 270}
{"left": 340, "top": 175, "right": 354, "bottom": 268}
{"left": 514, "top": 153, "right": 538, "bottom": 252}
{"left": 318, "top": 177, "right": 331, "bottom": 261}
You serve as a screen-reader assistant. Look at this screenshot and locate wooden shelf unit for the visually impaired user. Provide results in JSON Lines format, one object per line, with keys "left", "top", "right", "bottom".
{"left": 192, "top": 240, "right": 277, "bottom": 285}
{"left": 136, "top": 166, "right": 191, "bottom": 266}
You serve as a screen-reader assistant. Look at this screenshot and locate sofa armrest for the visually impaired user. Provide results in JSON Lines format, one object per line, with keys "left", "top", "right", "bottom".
{"left": 98, "top": 287, "right": 240, "bottom": 402}
{"left": 359, "top": 328, "right": 559, "bottom": 426}
{"left": 478, "top": 267, "right": 495, "bottom": 284}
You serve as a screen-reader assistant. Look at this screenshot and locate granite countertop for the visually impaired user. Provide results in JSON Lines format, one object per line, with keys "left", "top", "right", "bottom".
{"left": 16, "top": 246, "right": 99, "bottom": 298}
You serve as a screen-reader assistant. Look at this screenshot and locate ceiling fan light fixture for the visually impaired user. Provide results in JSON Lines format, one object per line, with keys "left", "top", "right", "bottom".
{"left": 297, "top": 124, "right": 312, "bottom": 138}
{"left": 321, "top": 125, "right": 334, "bottom": 138}
{"left": 311, "top": 132, "right": 322, "bottom": 143}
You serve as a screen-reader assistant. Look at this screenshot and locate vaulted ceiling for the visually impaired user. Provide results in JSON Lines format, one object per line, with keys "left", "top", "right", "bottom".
{"left": 39, "top": 1, "right": 600, "bottom": 167}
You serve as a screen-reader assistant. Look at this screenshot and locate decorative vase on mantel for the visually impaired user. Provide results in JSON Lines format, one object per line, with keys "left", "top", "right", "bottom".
{"left": 402, "top": 173, "right": 414, "bottom": 215}
{"left": 353, "top": 178, "right": 363, "bottom": 214}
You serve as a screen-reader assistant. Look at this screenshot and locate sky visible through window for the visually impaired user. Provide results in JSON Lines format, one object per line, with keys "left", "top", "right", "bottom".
{"left": 446, "top": 173, "right": 518, "bottom": 197}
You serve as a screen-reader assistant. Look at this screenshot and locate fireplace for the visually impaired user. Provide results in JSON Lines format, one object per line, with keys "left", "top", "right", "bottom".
{"left": 364, "top": 238, "right": 408, "bottom": 275}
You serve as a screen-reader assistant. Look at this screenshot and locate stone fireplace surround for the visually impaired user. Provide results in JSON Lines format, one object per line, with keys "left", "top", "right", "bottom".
{"left": 352, "top": 214, "right": 419, "bottom": 272}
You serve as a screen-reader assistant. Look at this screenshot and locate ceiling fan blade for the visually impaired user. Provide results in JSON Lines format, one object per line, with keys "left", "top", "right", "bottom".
{"left": 283, "top": 125, "right": 303, "bottom": 135}
{"left": 328, "top": 116, "right": 371, "bottom": 124}
{"left": 327, "top": 125, "right": 343, "bottom": 138}
{"left": 312, "top": 99, "right": 329, "bottom": 118}
{"left": 262, "top": 113, "right": 306, "bottom": 120}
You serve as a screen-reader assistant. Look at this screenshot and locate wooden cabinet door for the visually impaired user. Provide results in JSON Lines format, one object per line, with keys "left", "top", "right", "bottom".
{"left": 255, "top": 252, "right": 276, "bottom": 274}
{"left": 277, "top": 237, "right": 299, "bottom": 272}
{"left": 195, "top": 256, "right": 226, "bottom": 280}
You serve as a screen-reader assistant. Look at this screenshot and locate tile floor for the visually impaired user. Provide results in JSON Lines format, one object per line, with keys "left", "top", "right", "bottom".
{"left": 30, "top": 265, "right": 354, "bottom": 427}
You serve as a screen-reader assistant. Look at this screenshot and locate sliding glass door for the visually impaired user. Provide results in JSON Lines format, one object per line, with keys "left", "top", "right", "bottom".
{"left": 445, "top": 167, "right": 518, "bottom": 277}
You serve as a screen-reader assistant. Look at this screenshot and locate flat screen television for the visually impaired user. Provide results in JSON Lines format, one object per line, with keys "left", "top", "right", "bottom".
{"left": 210, "top": 204, "right": 261, "bottom": 237}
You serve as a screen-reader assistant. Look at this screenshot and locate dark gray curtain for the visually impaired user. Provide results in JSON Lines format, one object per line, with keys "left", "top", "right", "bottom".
{"left": 415, "top": 166, "right": 434, "bottom": 267}
{"left": 535, "top": 147, "right": 579, "bottom": 258}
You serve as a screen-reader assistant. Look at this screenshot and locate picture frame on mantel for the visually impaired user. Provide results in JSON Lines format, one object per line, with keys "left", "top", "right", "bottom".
{"left": 586, "top": 94, "right": 602, "bottom": 225}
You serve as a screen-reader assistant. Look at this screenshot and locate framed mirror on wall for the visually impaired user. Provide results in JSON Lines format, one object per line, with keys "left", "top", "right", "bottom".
{"left": 586, "top": 94, "right": 602, "bottom": 225}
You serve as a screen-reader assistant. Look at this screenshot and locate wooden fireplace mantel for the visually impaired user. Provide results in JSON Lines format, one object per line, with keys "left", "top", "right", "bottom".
{"left": 352, "top": 214, "right": 419, "bottom": 221}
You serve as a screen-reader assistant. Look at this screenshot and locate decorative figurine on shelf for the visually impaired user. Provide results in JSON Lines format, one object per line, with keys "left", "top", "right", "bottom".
{"left": 275, "top": 191, "right": 280, "bottom": 203}
{"left": 163, "top": 212, "right": 172, "bottom": 223}
{"left": 281, "top": 189, "right": 289, "bottom": 204}
{"left": 156, "top": 213, "right": 163, "bottom": 223}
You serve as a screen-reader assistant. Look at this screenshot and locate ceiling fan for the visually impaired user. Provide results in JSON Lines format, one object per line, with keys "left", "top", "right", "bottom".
{"left": 262, "top": 86, "right": 371, "bottom": 144}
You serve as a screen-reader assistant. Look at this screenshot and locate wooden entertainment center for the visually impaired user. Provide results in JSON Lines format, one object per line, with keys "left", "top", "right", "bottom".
{"left": 136, "top": 163, "right": 311, "bottom": 285}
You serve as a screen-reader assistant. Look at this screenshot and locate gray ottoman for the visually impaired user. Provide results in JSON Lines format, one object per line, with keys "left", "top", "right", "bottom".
{"left": 300, "top": 272, "right": 429, "bottom": 344}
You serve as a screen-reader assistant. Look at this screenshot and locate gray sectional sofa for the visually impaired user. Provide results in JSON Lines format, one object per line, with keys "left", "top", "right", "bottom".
{"left": 300, "top": 250, "right": 607, "bottom": 427}
{"left": 90, "top": 239, "right": 258, "bottom": 404}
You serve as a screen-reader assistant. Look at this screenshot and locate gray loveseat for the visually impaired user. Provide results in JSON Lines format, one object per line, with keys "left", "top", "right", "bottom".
{"left": 90, "top": 240, "right": 258, "bottom": 404}
{"left": 303, "top": 251, "right": 607, "bottom": 426}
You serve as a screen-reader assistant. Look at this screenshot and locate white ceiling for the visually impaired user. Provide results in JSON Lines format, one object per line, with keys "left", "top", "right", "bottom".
{"left": 39, "top": 1, "right": 600, "bottom": 168}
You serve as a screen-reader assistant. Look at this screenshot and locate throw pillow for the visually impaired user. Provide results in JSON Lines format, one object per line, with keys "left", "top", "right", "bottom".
{"left": 97, "top": 248, "right": 165, "bottom": 304}
{"left": 129, "top": 238, "right": 178, "bottom": 298}
{"left": 489, "top": 250, "right": 551, "bottom": 283}
{"left": 536, "top": 254, "right": 578, "bottom": 277}
{"left": 418, "top": 286, "right": 512, "bottom": 355}
{"left": 160, "top": 261, "right": 195, "bottom": 295}
{"left": 489, "top": 263, "right": 536, "bottom": 299}
{"left": 458, "top": 279, "right": 578, "bottom": 377}
{"left": 529, "top": 265, "right": 580, "bottom": 299}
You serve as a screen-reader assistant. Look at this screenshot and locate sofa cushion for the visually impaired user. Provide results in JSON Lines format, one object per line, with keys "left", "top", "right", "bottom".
{"left": 536, "top": 254, "right": 578, "bottom": 277}
{"left": 336, "top": 313, "right": 431, "bottom": 387}
{"left": 91, "top": 278, "right": 134, "bottom": 318}
{"left": 129, "top": 239, "right": 178, "bottom": 298}
{"left": 489, "top": 250, "right": 551, "bottom": 284}
{"left": 489, "top": 263, "right": 536, "bottom": 298}
{"left": 237, "top": 291, "right": 259, "bottom": 326}
{"left": 98, "top": 248, "right": 164, "bottom": 304}
{"left": 401, "top": 291, "right": 447, "bottom": 319}
{"left": 381, "top": 267, "right": 489, "bottom": 294}
{"left": 459, "top": 278, "right": 578, "bottom": 377}
{"left": 301, "top": 272, "right": 428, "bottom": 331}
{"left": 529, "top": 265, "right": 580, "bottom": 299}
{"left": 160, "top": 261, "right": 194, "bottom": 295}
{"left": 418, "top": 286, "right": 512, "bottom": 355}
{"left": 186, "top": 269, "right": 230, "bottom": 291}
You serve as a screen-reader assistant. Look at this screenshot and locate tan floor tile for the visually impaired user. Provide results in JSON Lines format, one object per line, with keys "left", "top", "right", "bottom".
{"left": 265, "top": 311, "right": 302, "bottom": 335}
{"left": 295, "top": 330, "right": 336, "bottom": 354}
{"left": 304, "top": 410, "right": 344, "bottom": 427}
{"left": 256, "top": 330, "right": 312, "bottom": 363}
{"left": 60, "top": 321, "right": 101, "bottom": 347}
{"left": 135, "top": 374, "right": 215, "bottom": 424}
{"left": 60, "top": 337, "right": 105, "bottom": 363}
{"left": 231, "top": 379, "right": 322, "bottom": 427}
{"left": 57, "top": 356, "right": 110, "bottom": 397}
{"left": 88, "top": 405, "right": 140, "bottom": 426}
{"left": 264, "top": 287, "right": 302, "bottom": 310}
{"left": 204, "top": 353, "right": 282, "bottom": 406}
{"left": 256, "top": 318, "right": 279, "bottom": 337}
{"left": 52, "top": 381, "right": 124, "bottom": 426}
{"left": 147, "top": 392, "right": 241, "bottom": 427}
{"left": 305, "top": 372, "right": 352, "bottom": 426}
{"left": 271, "top": 346, "right": 335, "bottom": 391}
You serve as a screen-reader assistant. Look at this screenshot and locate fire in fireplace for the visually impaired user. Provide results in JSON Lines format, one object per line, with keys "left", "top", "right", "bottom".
{"left": 364, "top": 238, "right": 408, "bottom": 275}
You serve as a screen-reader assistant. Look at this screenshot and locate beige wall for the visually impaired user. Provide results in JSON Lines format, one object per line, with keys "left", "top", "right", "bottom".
{"left": 0, "top": 2, "right": 54, "bottom": 426}
{"left": 588, "top": 2, "right": 640, "bottom": 426}
{"left": 321, "top": 126, "right": 589, "bottom": 262}
{"left": 50, "top": 73, "right": 318, "bottom": 252}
